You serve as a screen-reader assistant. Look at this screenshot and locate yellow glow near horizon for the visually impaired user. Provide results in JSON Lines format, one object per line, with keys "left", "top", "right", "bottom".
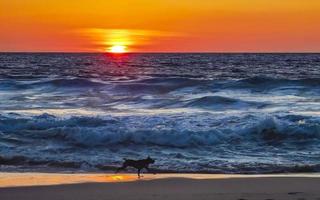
{"left": 109, "top": 45, "right": 127, "bottom": 53}
{"left": 81, "top": 28, "right": 175, "bottom": 52}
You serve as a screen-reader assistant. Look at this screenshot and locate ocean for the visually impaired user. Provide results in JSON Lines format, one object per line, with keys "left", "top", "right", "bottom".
{"left": 0, "top": 53, "right": 319, "bottom": 173}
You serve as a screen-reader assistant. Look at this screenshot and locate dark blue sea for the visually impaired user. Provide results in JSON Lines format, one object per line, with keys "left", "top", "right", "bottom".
{"left": 0, "top": 53, "right": 320, "bottom": 173}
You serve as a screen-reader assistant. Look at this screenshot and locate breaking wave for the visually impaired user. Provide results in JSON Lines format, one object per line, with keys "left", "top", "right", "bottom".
{"left": 1, "top": 113, "right": 319, "bottom": 148}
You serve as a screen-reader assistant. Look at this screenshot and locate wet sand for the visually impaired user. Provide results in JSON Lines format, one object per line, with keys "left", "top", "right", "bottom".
{"left": 0, "top": 173, "right": 320, "bottom": 200}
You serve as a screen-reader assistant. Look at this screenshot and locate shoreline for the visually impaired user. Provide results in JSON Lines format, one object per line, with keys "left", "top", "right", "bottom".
{"left": 1, "top": 173, "right": 320, "bottom": 200}
{"left": 1, "top": 172, "right": 320, "bottom": 188}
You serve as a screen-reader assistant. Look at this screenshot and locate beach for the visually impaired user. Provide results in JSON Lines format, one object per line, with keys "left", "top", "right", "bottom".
{"left": 1, "top": 173, "right": 320, "bottom": 200}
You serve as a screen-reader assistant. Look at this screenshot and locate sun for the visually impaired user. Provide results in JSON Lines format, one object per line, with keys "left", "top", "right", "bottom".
{"left": 109, "top": 45, "right": 127, "bottom": 53}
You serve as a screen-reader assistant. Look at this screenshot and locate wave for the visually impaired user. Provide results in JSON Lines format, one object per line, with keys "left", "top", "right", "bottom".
{"left": 183, "top": 96, "right": 267, "bottom": 109}
{"left": 112, "top": 77, "right": 208, "bottom": 94}
{"left": 245, "top": 76, "right": 320, "bottom": 85}
{"left": 1, "top": 76, "right": 319, "bottom": 94}
{"left": 108, "top": 95, "right": 266, "bottom": 110}
{"left": 0, "top": 78, "right": 107, "bottom": 91}
{"left": 112, "top": 76, "right": 320, "bottom": 94}
{"left": 0, "top": 155, "right": 83, "bottom": 169}
{"left": 224, "top": 77, "right": 320, "bottom": 90}
{"left": 1, "top": 113, "right": 319, "bottom": 148}
{"left": 33, "top": 78, "right": 107, "bottom": 88}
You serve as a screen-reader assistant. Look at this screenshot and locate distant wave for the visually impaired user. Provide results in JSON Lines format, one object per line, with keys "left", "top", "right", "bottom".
{"left": 32, "top": 78, "right": 107, "bottom": 88}
{"left": 183, "top": 96, "right": 267, "bottom": 110}
{"left": 0, "top": 155, "right": 83, "bottom": 169}
{"left": 224, "top": 77, "right": 320, "bottom": 90}
{"left": 0, "top": 78, "right": 107, "bottom": 90}
{"left": 1, "top": 76, "right": 319, "bottom": 92}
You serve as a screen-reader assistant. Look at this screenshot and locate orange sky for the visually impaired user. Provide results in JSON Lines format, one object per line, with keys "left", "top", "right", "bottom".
{"left": 1, "top": 0, "right": 320, "bottom": 52}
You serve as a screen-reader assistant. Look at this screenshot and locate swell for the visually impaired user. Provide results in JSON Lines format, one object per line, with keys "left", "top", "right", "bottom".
{"left": 108, "top": 95, "right": 267, "bottom": 110}
{"left": 183, "top": 96, "right": 267, "bottom": 109}
{"left": 112, "top": 77, "right": 209, "bottom": 94}
{"left": 223, "top": 77, "right": 320, "bottom": 90}
{"left": 1, "top": 114, "right": 319, "bottom": 148}
{"left": 14, "top": 78, "right": 106, "bottom": 90}
{"left": 1, "top": 76, "right": 319, "bottom": 93}
{"left": 0, "top": 155, "right": 83, "bottom": 169}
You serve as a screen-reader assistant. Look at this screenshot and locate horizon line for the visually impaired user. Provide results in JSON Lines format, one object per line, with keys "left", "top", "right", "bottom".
{"left": 1, "top": 51, "right": 320, "bottom": 54}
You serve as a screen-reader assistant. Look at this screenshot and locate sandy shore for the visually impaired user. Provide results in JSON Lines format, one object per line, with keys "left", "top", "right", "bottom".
{"left": 1, "top": 173, "right": 320, "bottom": 200}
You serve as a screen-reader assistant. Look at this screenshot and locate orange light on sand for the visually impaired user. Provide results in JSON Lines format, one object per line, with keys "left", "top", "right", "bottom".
{"left": 110, "top": 175, "right": 125, "bottom": 181}
{"left": 0, "top": 173, "right": 140, "bottom": 187}
{"left": 109, "top": 45, "right": 127, "bottom": 53}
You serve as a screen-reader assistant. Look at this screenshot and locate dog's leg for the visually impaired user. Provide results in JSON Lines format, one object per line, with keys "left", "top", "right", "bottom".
{"left": 137, "top": 169, "right": 141, "bottom": 178}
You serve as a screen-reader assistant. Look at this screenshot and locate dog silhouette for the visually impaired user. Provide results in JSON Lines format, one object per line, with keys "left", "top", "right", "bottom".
{"left": 116, "top": 156, "right": 155, "bottom": 178}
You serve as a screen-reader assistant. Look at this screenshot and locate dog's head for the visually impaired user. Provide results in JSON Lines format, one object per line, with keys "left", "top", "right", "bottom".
{"left": 146, "top": 156, "right": 155, "bottom": 164}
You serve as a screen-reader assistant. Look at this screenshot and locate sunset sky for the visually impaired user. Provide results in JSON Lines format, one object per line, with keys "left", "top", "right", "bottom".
{"left": 1, "top": 0, "right": 320, "bottom": 52}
